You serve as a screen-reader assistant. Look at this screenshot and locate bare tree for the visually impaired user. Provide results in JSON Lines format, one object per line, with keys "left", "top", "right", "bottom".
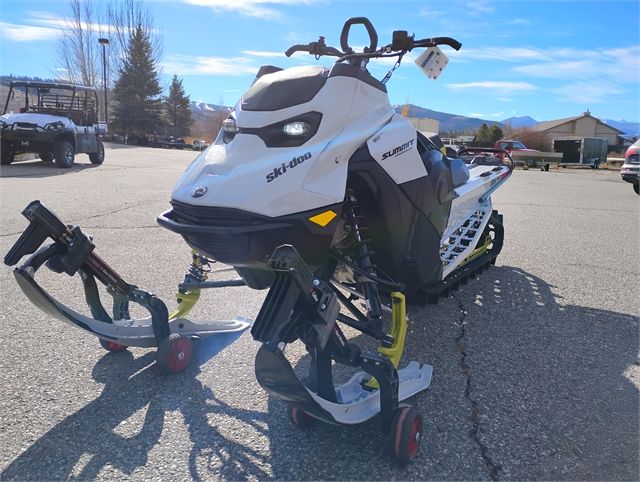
{"left": 512, "top": 128, "right": 552, "bottom": 151}
{"left": 55, "top": 0, "right": 162, "bottom": 87}
{"left": 56, "top": 0, "right": 103, "bottom": 86}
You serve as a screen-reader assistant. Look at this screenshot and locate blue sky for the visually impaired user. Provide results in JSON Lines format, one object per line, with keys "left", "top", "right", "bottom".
{"left": 1, "top": 0, "right": 638, "bottom": 122}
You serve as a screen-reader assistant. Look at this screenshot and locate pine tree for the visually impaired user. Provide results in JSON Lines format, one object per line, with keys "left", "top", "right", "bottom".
{"left": 165, "top": 74, "right": 193, "bottom": 138}
{"left": 111, "top": 25, "right": 163, "bottom": 136}
{"left": 489, "top": 125, "right": 504, "bottom": 144}
{"left": 475, "top": 123, "right": 490, "bottom": 145}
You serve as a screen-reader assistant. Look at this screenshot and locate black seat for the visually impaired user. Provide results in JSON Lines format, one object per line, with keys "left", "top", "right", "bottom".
{"left": 449, "top": 158, "right": 470, "bottom": 187}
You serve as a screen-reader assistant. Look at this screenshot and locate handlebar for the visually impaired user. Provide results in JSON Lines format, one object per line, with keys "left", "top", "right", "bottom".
{"left": 284, "top": 18, "right": 462, "bottom": 64}
{"left": 340, "top": 17, "right": 378, "bottom": 53}
{"left": 285, "top": 37, "right": 344, "bottom": 58}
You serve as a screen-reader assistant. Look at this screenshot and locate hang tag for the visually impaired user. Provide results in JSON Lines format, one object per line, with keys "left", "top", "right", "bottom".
{"left": 415, "top": 46, "right": 449, "bottom": 79}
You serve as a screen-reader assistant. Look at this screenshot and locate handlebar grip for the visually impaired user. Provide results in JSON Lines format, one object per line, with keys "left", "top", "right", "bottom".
{"left": 285, "top": 44, "right": 309, "bottom": 57}
{"left": 340, "top": 17, "right": 378, "bottom": 53}
{"left": 324, "top": 46, "right": 344, "bottom": 57}
{"left": 431, "top": 37, "right": 462, "bottom": 51}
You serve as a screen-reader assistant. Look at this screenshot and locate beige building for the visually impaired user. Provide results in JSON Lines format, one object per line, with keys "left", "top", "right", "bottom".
{"left": 531, "top": 111, "right": 623, "bottom": 149}
{"left": 407, "top": 117, "right": 439, "bottom": 134}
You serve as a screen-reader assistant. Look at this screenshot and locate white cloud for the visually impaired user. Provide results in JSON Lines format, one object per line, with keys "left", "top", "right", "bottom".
{"left": 0, "top": 21, "right": 58, "bottom": 42}
{"left": 511, "top": 46, "right": 639, "bottom": 80}
{"left": 468, "top": 112, "right": 487, "bottom": 118}
{"left": 181, "top": 0, "right": 319, "bottom": 20}
{"left": 446, "top": 81, "right": 537, "bottom": 93}
{"left": 449, "top": 47, "right": 548, "bottom": 62}
{"left": 513, "top": 59, "right": 596, "bottom": 79}
{"left": 551, "top": 81, "right": 627, "bottom": 104}
{"left": 509, "top": 18, "right": 531, "bottom": 26}
{"left": 0, "top": 12, "right": 136, "bottom": 43}
{"left": 28, "top": 11, "right": 113, "bottom": 33}
{"left": 242, "top": 50, "right": 287, "bottom": 58}
{"left": 465, "top": 0, "right": 495, "bottom": 15}
{"left": 162, "top": 54, "right": 258, "bottom": 76}
{"left": 419, "top": 8, "right": 445, "bottom": 18}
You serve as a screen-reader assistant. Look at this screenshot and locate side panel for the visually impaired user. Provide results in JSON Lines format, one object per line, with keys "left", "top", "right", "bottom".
{"left": 347, "top": 145, "right": 443, "bottom": 289}
{"left": 366, "top": 114, "right": 427, "bottom": 185}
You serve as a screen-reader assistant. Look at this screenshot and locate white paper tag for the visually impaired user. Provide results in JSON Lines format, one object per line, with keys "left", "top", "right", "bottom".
{"left": 415, "top": 46, "right": 449, "bottom": 79}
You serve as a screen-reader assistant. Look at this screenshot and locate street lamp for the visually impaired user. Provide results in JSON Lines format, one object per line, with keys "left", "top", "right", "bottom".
{"left": 98, "top": 38, "right": 109, "bottom": 127}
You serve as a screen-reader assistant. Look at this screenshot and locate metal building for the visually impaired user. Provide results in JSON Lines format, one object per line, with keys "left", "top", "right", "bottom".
{"left": 530, "top": 110, "right": 624, "bottom": 149}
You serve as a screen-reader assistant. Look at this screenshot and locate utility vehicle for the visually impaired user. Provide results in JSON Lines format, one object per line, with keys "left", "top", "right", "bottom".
{"left": 0, "top": 81, "right": 105, "bottom": 168}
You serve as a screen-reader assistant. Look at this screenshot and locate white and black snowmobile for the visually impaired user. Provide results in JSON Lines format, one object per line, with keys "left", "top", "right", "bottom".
{"left": 4, "top": 18, "right": 512, "bottom": 464}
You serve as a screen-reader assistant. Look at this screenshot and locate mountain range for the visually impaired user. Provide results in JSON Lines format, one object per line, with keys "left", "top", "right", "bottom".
{"left": 189, "top": 101, "right": 640, "bottom": 136}
{"left": 501, "top": 116, "right": 538, "bottom": 129}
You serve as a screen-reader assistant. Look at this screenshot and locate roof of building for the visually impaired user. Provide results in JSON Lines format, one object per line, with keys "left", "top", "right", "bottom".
{"left": 531, "top": 112, "right": 624, "bottom": 134}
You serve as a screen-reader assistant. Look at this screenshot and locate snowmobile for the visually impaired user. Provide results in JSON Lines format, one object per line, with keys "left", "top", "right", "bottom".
{"left": 4, "top": 18, "right": 512, "bottom": 464}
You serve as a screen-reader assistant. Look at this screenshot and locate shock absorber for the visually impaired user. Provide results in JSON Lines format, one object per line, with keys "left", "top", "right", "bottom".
{"left": 344, "top": 192, "right": 384, "bottom": 330}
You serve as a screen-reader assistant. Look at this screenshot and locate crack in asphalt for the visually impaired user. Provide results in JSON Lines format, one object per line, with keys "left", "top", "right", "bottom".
{"left": 0, "top": 201, "right": 165, "bottom": 237}
{"left": 453, "top": 293, "right": 501, "bottom": 481}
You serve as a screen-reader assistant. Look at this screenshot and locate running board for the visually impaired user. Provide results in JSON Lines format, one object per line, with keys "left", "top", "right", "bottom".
{"left": 412, "top": 210, "right": 504, "bottom": 305}
{"left": 440, "top": 200, "right": 491, "bottom": 278}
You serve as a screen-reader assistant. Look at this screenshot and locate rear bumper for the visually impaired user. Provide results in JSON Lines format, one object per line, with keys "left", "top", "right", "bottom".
{"left": 157, "top": 201, "right": 342, "bottom": 270}
{"left": 621, "top": 164, "right": 640, "bottom": 183}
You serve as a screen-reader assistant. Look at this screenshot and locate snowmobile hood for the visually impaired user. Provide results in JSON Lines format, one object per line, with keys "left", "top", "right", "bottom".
{"left": 0, "top": 112, "right": 74, "bottom": 128}
{"left": 170, "top": 63, "right": 395, "bottom": 218}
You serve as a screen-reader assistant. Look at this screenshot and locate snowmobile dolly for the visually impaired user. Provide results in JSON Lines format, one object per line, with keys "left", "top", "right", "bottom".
{"left": 3, "top": 200, "right": 251, "bottom": 374}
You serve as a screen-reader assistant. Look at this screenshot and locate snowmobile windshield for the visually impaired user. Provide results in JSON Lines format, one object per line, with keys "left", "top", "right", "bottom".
{"left": 241, "top": 66, "right": 329, "bottom": 112}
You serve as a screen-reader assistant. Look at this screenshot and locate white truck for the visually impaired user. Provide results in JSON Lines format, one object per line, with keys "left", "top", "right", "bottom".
{"left": 0, "top": 81, "right": 105, "bottom": 168}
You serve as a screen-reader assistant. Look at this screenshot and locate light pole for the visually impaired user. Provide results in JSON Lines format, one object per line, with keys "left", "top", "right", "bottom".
{"left": 98, "top": 38, "right": 109, "bottom": 126}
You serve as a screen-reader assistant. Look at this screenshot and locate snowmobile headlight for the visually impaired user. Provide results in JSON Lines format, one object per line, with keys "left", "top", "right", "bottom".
{"left": 283, "top": 121, "right": 310, "bottom": 137}
{"left": 237, "top": 112, "right": 321, "bottom": 148}
{"left": 223, "top": 118, "right": 238, "bottom": 134}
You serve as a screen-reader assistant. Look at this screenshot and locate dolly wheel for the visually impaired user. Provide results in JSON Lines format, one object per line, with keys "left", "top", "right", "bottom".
{"left": 389, "top": 406, "right": 423, "bottom": 465}
{"left": 288, "top": 406, "right": 316, "bottom": 428}
{"left": 99, "top": 338, "right": 128, "bottom": 353}
{"left": 156, "top": 333, "right": 193, "bottom": 374}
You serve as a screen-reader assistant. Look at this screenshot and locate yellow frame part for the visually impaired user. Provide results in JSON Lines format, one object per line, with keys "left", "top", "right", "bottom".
{"left": 168, "top": 251, "right": 208, "bottom": 320}
{"left": 461, "top": 234, "right": 492, "bottom": 266}
{"left": 367, "top": 291, "right": 408, "bottom": 389}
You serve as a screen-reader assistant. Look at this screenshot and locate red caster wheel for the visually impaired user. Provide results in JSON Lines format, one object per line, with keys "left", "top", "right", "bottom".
{"left": 389, "top": 406, "right": 423, "bottom": 465}
{"left": 99, "top": 338, "right": 128, "bottom": 353}
{"left": 288, "top": 406, "right": 316, "bottom": 427}
{"left": 156, "top": 333, "right": 193, "bottom": 374}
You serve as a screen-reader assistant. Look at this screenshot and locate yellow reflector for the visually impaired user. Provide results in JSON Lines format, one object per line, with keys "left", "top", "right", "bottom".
{"left": 308, "top": 210, "right": 337, "bottom": 227}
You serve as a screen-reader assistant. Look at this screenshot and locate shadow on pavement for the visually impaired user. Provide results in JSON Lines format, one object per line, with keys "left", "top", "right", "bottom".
{"left": 1, "top": 267, "right": 637, "bottom": 480}
{"left": 265, "top": 266, "right": 639, "bottom": 480}
{"left": 0, "top": 161, "right": 100, "bottom": 178}
{"left": 0, "top": 331, "right": 273, "bottom": 481}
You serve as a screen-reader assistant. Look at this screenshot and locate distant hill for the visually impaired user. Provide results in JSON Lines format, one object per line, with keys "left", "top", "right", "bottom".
{"left": 189, "top": 101, "right": 232, "bottom": 142}
{"left": 501, "top": 116, "right": 538, "bottom": 129}
{"left": 1, "top": 74, "right": 61, "bottom": 85}
{"left": 601, "top": 119, "right": 640, "bottom": 136}
{"left": 394, "top": 104, "right": 503, "bottom": 132}
{"left": 190, "top": 101, "right": 231, "bottom": 115}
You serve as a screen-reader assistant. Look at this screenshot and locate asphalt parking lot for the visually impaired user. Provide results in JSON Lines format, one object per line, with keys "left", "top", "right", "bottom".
{"left": 0, "top": 144, "right": 638, "bottom": 481}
